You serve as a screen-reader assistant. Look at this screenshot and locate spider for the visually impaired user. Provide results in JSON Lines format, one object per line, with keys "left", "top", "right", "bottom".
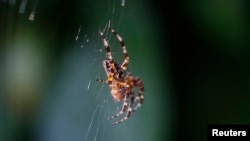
{"left": 96, "top": 28, "right": 144, "bottom": 125}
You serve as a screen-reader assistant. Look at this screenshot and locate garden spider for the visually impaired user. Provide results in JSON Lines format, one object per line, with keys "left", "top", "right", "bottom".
{"left": 96, "top": 28, "right": 144, "bottom": 125}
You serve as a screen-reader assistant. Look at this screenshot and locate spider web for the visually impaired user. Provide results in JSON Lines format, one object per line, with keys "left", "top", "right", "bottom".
{"left": 36, "top": 24, "right": 122, "bottom": 141}
{"left": 33, "top": 0, "right": 173, "bottom": 141}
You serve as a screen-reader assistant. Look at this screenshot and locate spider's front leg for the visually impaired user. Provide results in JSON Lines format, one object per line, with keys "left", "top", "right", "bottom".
{"left": 96, "top": 79, "right": 108, "bottom": 83}
{"left": 109, "top": 28, "right": 129, "bottom": 71}
{"left": 96, "top": 74, "right": 114, "bottom": 84}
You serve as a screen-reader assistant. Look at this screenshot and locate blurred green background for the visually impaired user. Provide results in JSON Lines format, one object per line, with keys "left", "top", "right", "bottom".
{"left": 1, "top": 0, "right": 250, "bottom": 141}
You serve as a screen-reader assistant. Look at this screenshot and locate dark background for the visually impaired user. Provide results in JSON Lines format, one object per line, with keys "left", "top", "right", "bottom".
{"left": 1, "top": 0, "right": 250, "bottom": 141}
{"left": 164, "top": 1, "right": 250, "bottom": 140}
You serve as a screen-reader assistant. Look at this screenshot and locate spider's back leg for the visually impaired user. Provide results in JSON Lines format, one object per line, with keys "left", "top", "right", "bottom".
{"left": 109, "top": 93, "right": 129, "bottom": 120}
{"left": 133, "top": 77, "right": 144, "bottom": 112}
{"left": 109, "top": 28, "right": 129, "bottom": 71}
{"left": 112, "top": 92, "right": 135, "bottom": 125}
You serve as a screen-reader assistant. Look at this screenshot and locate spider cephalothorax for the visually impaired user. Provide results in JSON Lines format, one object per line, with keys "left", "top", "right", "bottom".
{"left": 96, "top": 28, "right": 144, "bottom": 125}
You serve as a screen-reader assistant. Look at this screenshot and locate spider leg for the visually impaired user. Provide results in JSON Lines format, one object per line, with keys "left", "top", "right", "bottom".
{"left": 109, "top": 93, "right": 129, "bottom": 120}
{"left": 96, "top": 79, "right": 108, "bottom": 83}
{"left": 113, "top": 91, "right": 135, "bottom": 125}
{"left": 109, "top": 28, "right": 129, "bottom": 71}
{"left": 99, "top": 31, "right": 113, "bottom": 60}
{"left": 99, "top": 31, "right": 117, "bottom": 85}
{"left": 132, "top": 77, "right": 144, "bottom": 112}
{"left": 96, "top": 70, "right": 115, "bottom": 85}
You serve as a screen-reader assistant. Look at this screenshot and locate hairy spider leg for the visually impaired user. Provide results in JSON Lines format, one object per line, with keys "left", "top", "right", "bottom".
{"left": 97, "top": 31, "right": 116, "bottom": 84}
{"left": 113, "top": 91, "right": 135, "bottom": 125}
{"left": 109, "top": 28, "right": 129, "bottom": 71}
{"left": 132, "top": 77, "right": 144, "bottom": 112}
{"left": 109, "top": 93, "right": 129, "bottom": 119}
{"left": 96, "top": 79, "right": 107, "bottom": 83}
{"left": 99, "top": 31, "right": 113, "bottom": 60}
